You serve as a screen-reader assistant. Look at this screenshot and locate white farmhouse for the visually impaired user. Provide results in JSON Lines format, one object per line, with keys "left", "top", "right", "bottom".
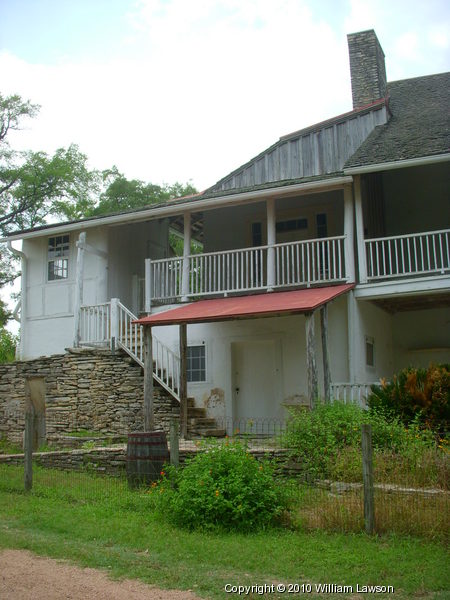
{"left": 3, "top": 30, "right": 449, "bottom": 437}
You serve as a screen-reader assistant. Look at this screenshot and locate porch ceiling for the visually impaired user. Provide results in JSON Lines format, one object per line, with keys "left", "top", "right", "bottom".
{"left": 371, "top": 292, "right": 450, "bottom": 313}
{"left": 134, "top": 284, "right": 354, "bottom": 326}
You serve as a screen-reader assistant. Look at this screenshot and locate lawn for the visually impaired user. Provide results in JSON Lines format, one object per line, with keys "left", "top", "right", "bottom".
{"left": 0, "top": 464, "right": 448, "bottom": 599}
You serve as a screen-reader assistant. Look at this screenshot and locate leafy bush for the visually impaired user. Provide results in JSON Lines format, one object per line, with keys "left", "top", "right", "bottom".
{"left": 283, "top": 402, "right": 442, "bottom": 482}
{"left": 150, "top": 439, "right": 287, "bottom": 532}
{"left": 368, "top": 364, "right": 449, "bottom": 435}
{"left": 0, "top": 328, "right": 18, "bottom": 363}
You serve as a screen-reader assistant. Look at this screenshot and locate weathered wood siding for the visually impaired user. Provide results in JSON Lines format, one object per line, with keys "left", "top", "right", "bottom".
{"left": 211, "top": 106, "right": 387, "bottom": 192}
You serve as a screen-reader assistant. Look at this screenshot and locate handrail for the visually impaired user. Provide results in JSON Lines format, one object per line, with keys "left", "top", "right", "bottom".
{"left": 365, "top": 228, "right": 450, "bottom": 243}
{"left": 115, "top": 300, "right": 180, "bottom": 401}
{"left": 79, "top": 299, "right": 180, "bottom": 402}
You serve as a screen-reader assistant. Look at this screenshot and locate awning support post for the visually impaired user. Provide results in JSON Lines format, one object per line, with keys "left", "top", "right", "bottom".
{"left": 179, "top": 323, "right": 188, "bottom": 438}
{"left": 305, "top": 311, "right": 318, "bottom": 408}
{"left": 320, "top": 304, "right": 331, "bottom": 403}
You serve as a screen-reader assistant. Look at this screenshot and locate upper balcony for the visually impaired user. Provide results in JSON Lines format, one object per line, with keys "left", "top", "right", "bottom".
{"left": 144, "top": 235, "right": 349, "bottom": 306}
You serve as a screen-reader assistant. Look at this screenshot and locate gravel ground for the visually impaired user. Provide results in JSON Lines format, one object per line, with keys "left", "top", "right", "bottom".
{"left": 0, "top": 549, "right": 202, "bottom": 600}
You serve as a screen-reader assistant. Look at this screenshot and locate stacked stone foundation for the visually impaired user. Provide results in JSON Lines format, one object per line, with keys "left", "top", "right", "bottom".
{"left": 0, "top": 348, "right": 179, "bottom": 446}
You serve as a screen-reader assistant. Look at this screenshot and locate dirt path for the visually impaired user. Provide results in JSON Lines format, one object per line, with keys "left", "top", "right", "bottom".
{"left": 0, "top": 549, "right": 202, "bottom": 600}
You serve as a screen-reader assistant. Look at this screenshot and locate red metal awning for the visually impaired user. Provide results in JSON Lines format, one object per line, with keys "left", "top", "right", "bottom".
{"left": 134, "top": 284, "right": 354, "bottom": 326}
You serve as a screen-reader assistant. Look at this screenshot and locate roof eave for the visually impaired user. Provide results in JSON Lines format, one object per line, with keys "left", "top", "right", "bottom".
{"left": 0, "top": 175, "right": 353, "bottom": 243}
{"left": 344, "top": 152, "right": 450, "bottom": 175}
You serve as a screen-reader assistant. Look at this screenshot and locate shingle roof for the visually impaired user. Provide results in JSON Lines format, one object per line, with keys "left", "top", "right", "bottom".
{"left": 345, "top": 72, "right": 450, "bottom": 168}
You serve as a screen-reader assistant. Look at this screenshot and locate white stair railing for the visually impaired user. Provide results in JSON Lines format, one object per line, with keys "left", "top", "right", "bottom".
{"left": 112, "top": 299, "right": 180, "bottom": 401}
{"left": 80, "top": 299, "right": 180, "bottom": 402}
{"left": 80, "top": 302, "right": 111, "bottom": 346}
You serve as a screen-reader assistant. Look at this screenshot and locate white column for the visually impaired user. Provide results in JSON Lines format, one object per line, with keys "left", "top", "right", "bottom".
{"left": 181, "top": 212, "right": 191, "bottom": 301}
{"left": 354, "top": 175, "right": 368, "bottom": 283}
{"left": 266, "top": 198, "right": 276, "bottom": 290}
{"left": 343, "top": 183, "right": 356, "bottom": 282}
{"left": 73, "top": 231, "right": 86, "bottom": 347}
{"left": 110, "top": 297, "right": 120, "bottom": 351}
{"left": 144, "top": 258, "right": 152, "bottom": 314}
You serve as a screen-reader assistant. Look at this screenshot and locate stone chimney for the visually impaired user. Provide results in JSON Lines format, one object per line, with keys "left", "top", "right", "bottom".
{"left": 347, "top": 29, "right": 387, "bottom": 109}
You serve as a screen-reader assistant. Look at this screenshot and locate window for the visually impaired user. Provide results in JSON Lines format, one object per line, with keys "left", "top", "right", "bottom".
{"left": 276, "top": 218, "right": 308, "bottom": 233}
{"left": 316, "top": 213, "right": 328, "bottom": 238}
{"left": 252, "top": 222, "right": 262, "bottom": 246}
{"left": 48, "top": 235, "right": 69, "bottom": 280}
{"left": 365, "top": 336, "right": 375, "bottom": 368}
{"left": 187, "top": 345, "right": 206, "bottom": 382}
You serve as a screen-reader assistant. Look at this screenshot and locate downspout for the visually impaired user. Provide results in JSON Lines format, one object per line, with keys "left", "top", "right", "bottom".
{"left": 6, "top": 240, "right": 27, "bottom": 360}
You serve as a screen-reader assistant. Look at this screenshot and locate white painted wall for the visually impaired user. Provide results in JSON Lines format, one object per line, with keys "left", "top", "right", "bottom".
{"left": 22, "top": 227, "right": 109, "bottom": 358}
{"left": 202, "top": 190, "right": 344, "bottom": 252}
{"left": 349, "top": 294, "right": 394, "bottom": 383}
{"left": 20, "top": 219, "right": 170, "bottom": 358}
{"left": 392, "top": 307, "right": 450, "bottom": 370}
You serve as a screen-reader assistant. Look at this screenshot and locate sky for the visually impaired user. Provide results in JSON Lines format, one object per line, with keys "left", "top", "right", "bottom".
{"left": 1, "top": 0, "right": 449, "bottom": 193}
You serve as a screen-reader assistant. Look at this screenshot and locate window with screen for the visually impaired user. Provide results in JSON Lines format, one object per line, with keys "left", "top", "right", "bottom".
{"left": 48, "top": 235, "right": 70, "bottom": 281}
{"left": 187, "top": 345, "right": 206, "bottom": 382}
{"left": 365, "top": 336, "right": 375, "bottom": 368}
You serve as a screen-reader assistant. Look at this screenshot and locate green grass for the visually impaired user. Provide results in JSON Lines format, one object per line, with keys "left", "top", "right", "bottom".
{"left": 0, "top": 465, "right": 448, "bottom": 599}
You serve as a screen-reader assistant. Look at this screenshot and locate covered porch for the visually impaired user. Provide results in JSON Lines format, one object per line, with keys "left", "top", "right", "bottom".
{"left": 134, "top": 285, "right": 355, "bottom": 437}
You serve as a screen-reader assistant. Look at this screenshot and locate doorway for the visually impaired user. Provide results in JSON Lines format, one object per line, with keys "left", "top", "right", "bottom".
{"left": 231, "top": 339, "right": 282, "bottom": 432}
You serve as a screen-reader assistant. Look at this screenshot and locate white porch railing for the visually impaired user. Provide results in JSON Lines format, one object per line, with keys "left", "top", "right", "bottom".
{"left": 275, "top": 236, "right": 346, "bottom": 287}
{"left": 365, "top": 229, "right": 450, "bottom": 281}
{"left": 330, "top": 382, "right": 377, "bottom": 407}
{"left": 149, "top": 236, "right": 348, "bottom": 302}
{"left": 80, "top": 300, "right": 180, "bottom": 401}
{"left": 80, "top": 302, "right": 111, "bottom": 346}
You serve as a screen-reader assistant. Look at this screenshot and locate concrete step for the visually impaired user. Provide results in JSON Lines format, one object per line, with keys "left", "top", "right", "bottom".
{"left": 187, "top": 407, "right": 207, "bottom": 418}
{"left": 192, "top": 428, "right": 227, "bottom": 438}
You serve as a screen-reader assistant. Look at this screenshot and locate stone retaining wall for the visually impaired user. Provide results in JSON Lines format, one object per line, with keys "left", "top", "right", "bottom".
{"left": 0, "top": 348, "right": 179, "bottom": 444}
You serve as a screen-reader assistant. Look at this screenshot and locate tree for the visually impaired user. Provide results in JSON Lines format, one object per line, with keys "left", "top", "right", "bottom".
{"left": 0, "top": 93, "right": 100, "bottom": 290}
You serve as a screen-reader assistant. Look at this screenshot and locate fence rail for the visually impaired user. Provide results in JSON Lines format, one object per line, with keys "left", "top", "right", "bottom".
{"left": 365, "top": 229, "right": 450, "bottom": 281}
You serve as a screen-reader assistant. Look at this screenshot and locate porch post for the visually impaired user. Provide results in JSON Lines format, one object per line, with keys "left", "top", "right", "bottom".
{"left": 143, "top": 326, "right": 154, "bottom": 431}
{"left": 354, "top": 176, "right": 368, "bottom": 283}
{"left": 144, "top": 258, "right": 152, "bottom": 314}
{"left": 305, "top": 312, "right": 318, "bottom": 408}
{"left": 181, "top": 212, "right": 191, "bottom": 301}
{"left": 320, "top": 304, "right": 331, "bottom": 403}
{"left": 179, "top": 323, "right": 188, "bottom": 438}
{"left": 343, "top": 183, "right": 356, "bottom": 282}
{"left": 110, "top": 298, "right": 119, "bottom": 350}
{"left": 266, "top": 198, "right": 276, "bottom": 290}
{"left": 73, "top": 231, "right": 86, "bottom": 347}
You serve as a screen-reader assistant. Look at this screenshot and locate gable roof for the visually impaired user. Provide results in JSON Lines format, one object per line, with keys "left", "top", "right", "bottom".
{"left": 345, "top": 72, "right": 450, "bottom": 169}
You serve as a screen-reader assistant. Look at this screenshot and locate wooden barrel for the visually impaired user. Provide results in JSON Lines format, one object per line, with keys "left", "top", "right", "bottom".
{"left": 126, "top": 431, "right": 170, "bottom": 488}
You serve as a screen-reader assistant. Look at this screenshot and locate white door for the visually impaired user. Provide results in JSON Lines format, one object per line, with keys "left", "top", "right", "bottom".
{"left": 231, "top": 339, "right": 282, "bottom": 431}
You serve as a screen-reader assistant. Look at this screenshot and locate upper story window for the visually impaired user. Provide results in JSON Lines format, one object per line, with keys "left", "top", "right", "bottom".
{"left": 48, "top": 235, "right": 69, "bottom": 281}
{"left": 276, "top": 218, "right": 308, "bottom": 233}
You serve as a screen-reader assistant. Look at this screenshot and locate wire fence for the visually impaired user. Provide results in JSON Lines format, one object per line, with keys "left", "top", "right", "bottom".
{"left": 0, "top": 411, "right": 448, "bottom": 540}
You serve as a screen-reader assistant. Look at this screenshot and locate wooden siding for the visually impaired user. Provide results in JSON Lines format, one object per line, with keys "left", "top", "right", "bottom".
{"left": 211, "top": 106, "right": 387, "bottom": 193}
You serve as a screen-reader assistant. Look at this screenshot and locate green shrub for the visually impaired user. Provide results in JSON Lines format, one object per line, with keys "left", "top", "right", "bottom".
{"left": 0, "top": 328, "right": 18, "bottom": 363}
{"left": 368, "top": 364, "right": 449, "bottom": 435}
{"left": 150, "top": 439, "right": 287, "bottom": 532}
{"left": 283, "top": 402, "right": 441, "bottom": 482}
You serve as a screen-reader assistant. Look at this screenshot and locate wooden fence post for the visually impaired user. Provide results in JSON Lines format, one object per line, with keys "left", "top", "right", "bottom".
{"left": 170, "top": 419, "right": 179, "bottom": 467}
{"left": 362, "top": 423, "right": 375, "bottom": 534}
{"left": 24, "top": 409, "right": 34, "bottom": 492}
